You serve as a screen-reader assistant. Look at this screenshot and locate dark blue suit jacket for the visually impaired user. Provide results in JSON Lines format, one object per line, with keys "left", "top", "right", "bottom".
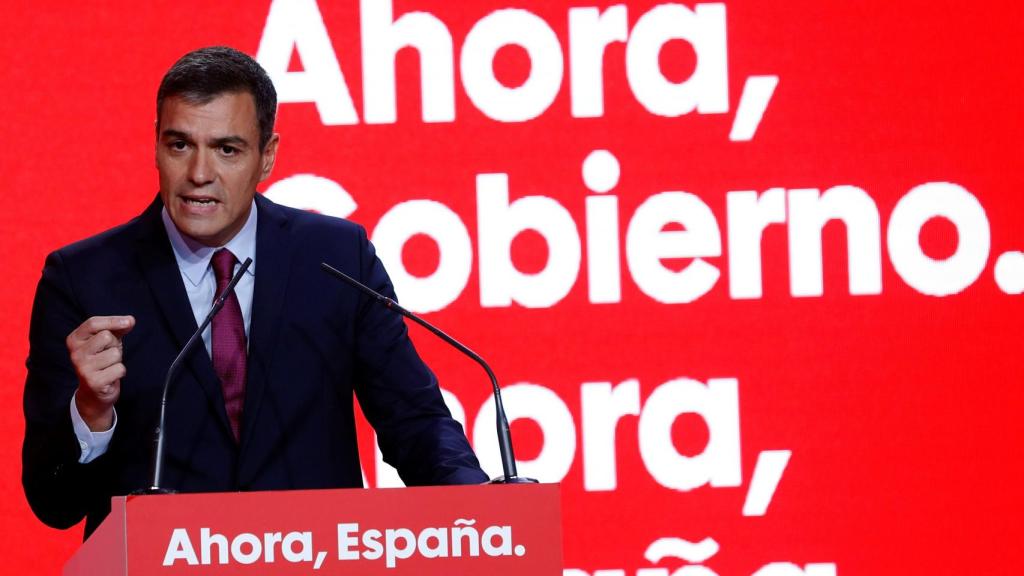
{"left": 22, "top": 194, "right": 487, "bottom": 536}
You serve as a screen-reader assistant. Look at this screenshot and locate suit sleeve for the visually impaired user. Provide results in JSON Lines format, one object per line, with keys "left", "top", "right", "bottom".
{"left": 349, "top": 226, "right": 489, "bottom": 486}
{"left": 22, "top": 250, "right": 112, "bottom": 529}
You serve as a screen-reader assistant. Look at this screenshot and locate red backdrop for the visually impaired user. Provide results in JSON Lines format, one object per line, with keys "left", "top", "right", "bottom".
{"left": 2, "top": 1, "right": 1022, "bottom": 574}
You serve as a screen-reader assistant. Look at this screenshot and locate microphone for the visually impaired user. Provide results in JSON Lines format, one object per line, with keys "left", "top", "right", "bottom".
{"left": 142, "top": 256, "right": 253, "bottom": 494}
{"left": 321, "top": 262, "right": 536, "bottom": 484}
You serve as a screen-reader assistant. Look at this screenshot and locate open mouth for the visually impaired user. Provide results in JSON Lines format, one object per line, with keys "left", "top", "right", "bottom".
{"left": 183, "top": 197, "right": 217, "bottom": 206}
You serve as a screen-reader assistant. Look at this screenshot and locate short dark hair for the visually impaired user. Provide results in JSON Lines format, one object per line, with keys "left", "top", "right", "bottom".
{"left": 156, "top": 46, "right": 277, "bottom": 150}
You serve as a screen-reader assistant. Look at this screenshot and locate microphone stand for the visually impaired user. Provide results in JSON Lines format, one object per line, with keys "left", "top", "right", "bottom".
{"left": 321, "top": 262, "right": 536, "bottom": 484}
{"left": 138, "top": 257, "right": 252, "bottom": 494}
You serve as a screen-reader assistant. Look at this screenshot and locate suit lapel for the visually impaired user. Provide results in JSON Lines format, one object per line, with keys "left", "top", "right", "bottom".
{"left": 134, "top": 197, "right": 234, "bottom": 439}
{"left": 239, "top": 194, "right": 294, "bottom": 450}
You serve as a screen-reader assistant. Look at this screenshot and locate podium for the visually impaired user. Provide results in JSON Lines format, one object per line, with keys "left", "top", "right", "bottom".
{"left": 63, "top": 483, "right": 561, "bottom": 575}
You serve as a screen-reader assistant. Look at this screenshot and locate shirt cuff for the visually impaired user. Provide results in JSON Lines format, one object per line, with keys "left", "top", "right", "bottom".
{"left": 69, "top": 392, "right": 116, "bottom": 464}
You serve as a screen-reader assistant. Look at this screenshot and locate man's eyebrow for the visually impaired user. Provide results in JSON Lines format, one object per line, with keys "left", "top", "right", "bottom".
{"left": 210, "top": 135, "right": 250, "bottom": 148}
{"left": 159, "top": 131, "right": 251, "bottom": 149}
{"left": 159, "top": 129, "right": 191, "bottom": 141}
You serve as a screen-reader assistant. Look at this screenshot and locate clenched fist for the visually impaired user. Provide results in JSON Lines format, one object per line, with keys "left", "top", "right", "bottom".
{"left": 67, "top": 315, "right": 135, "bottom": 431}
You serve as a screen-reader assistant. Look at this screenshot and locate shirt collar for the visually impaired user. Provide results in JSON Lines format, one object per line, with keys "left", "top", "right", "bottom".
{"left": 160, "top": 199, "right": 258, "bottom": 287}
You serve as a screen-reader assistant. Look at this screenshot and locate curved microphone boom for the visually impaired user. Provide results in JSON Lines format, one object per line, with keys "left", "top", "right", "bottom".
{"left": 143, "top": 257, "right": 253, "bottom": 494}
{"left": 320, "top": 262, "right": 536, "bottom": 484}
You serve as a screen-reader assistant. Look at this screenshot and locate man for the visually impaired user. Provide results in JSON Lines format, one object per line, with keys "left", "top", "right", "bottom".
{"left": 22, "top": 46, "right": 488, "bottom": 538}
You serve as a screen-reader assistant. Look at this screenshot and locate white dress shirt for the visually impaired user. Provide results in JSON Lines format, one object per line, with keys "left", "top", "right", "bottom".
{"left": 70, "top": 200, "right": 258, "bottom": 463}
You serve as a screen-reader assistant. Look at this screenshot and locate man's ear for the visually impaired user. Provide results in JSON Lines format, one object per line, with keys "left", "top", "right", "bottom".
{"left": 259, "top": 133, "right": 280, "bottom": 182}
{"left": 154, "top": 119, "right": 160, "bottom": 168}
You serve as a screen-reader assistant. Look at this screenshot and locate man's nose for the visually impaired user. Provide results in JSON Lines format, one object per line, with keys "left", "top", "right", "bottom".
{"left": 187, "top": 148, "right": 215, "bottom": 186}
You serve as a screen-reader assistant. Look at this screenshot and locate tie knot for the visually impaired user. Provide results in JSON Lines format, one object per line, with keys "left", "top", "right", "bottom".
{"left": 211, "top": 249, "right": 238, "bottom": 284}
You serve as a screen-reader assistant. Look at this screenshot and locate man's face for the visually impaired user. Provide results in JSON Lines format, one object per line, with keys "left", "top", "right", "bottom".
{"left": 156, "top": 91, "right": 278, "bottom": 247}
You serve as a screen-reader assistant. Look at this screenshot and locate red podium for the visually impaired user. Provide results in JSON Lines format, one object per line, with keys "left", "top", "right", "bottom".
{"left": 63, "top": 483, "right": 561, "bottom": 575}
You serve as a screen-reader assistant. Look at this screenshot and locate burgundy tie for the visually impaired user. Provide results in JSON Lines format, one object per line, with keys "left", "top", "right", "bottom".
{"left": 211, "top": 248, "right": 247, "bottom": 442}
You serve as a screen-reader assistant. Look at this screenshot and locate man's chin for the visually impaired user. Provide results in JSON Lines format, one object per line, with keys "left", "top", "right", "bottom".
{"left": 171, "top": 218, "right": 226, "bottom": 248}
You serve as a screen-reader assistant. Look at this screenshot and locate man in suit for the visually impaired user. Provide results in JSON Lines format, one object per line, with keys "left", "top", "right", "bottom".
{"left": 22, "top": 46, "right": 488, "bottom": 538}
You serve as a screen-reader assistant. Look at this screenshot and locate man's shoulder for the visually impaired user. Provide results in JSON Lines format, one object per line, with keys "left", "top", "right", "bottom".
{"left": 257, "top": 194, "right": 366, "bottom": 242}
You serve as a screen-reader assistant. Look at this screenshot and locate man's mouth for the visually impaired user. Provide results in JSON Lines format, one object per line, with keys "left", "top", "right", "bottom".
{"left": 182, "top": 197, "right": 218, "bottom": 206}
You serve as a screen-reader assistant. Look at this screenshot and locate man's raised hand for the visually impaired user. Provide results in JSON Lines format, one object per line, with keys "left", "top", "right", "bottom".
{"left": 67, "top": 315, "right": 135, "bottom": 432}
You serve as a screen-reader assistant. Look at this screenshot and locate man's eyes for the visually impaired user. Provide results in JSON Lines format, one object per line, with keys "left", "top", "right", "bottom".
{"left": 165, "top": 142, "right": 242, "bottom": 155}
